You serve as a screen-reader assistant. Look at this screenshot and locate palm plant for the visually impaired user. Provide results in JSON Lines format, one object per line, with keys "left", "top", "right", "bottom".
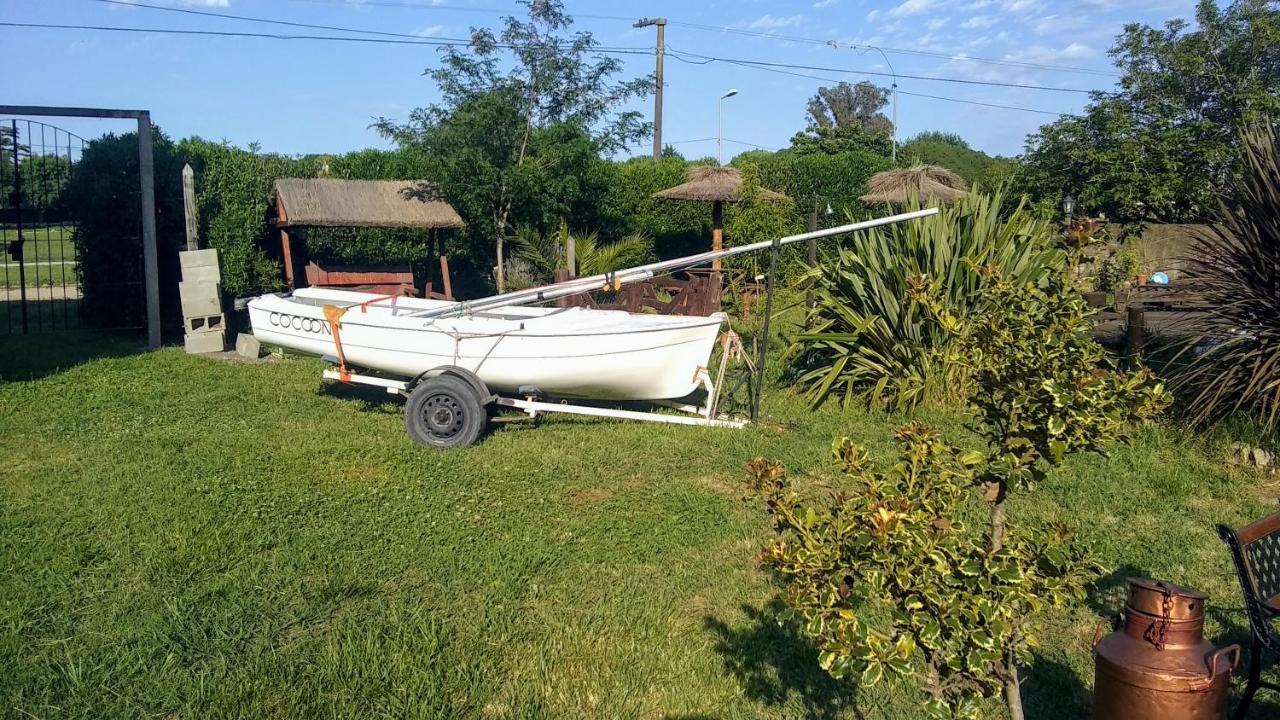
{"left": 791, "top": 190, "right": 1063, "bottom": 411}
{"left": 1173, "top": 122, "right": 1280, "bottom": 433}
{"left": 506, "top": 222, "right": 654, "bottom": 290}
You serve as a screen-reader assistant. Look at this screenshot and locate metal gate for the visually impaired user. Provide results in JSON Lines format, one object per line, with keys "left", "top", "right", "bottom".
{"left": 1, "top": 118, "right": 145, "bottom": 335}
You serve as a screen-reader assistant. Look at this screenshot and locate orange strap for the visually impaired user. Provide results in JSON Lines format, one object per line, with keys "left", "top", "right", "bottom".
{"left": 359, "top": 294, "right": 401, "bottom": 314}
{"left": 322, "top": 304, "right": 352, "bottom": 383}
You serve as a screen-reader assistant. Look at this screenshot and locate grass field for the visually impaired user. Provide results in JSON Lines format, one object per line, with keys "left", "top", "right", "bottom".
{"left": 1, "top": 226, "right": 77, "bottom": 289}
{"left": 1, "top": 336, "right": 1276, "bottom": 719}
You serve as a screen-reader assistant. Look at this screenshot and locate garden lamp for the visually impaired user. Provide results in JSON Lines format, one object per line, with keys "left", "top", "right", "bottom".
{"left": 1063, "top": 195, "right": 1075, "bottom": 218}
{"left": 718, "top": 89, "right": 739, "bottom": 165}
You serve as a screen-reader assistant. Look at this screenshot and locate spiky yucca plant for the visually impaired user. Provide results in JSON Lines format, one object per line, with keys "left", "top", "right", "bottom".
{"left": 791, "top": 190, "right": 1063, "bottom": 411}
{"left": 1174, "top": 122, "right": 1280, "bottom": 433}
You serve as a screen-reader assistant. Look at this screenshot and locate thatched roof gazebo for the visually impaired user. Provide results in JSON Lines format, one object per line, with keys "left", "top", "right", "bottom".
{"left": 653, "top": 166, "right": 788, "bottom": 269}
{"left": 271, "top": 178, "right": 464, "bottom": 293}
{"left": 860, "top": 165, "right": 969, "bottom": 205}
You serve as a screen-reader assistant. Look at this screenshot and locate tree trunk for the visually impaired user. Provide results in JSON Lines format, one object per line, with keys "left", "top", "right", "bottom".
{"left": 1003, "top": 659, "right": 1025, "bottom": 720}
{"left": 988, "top": 482, "right": 1009, "bottom": 553}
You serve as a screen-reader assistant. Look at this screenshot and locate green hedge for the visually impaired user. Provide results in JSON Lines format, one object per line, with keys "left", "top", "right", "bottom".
{"left": 66, "top": 132, "right": 900, "bottom": 332}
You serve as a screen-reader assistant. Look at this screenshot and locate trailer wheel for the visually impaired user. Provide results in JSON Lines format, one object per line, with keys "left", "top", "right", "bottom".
{"left": 404, "top": 376, "right": 487, "bottom": 448}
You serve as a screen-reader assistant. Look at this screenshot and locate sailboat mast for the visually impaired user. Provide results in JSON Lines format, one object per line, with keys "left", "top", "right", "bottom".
{"left": 412, "top": 207, "right": 938, "bottom": 320}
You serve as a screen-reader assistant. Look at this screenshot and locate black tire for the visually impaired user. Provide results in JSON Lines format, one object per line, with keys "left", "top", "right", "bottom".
{"left": 404, "top": 376, "right": 487, "bottom": 448}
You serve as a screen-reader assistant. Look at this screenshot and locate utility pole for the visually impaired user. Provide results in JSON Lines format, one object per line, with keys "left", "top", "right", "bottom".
{"left": 634, "top": 17, "right": 667, "bottom": 160}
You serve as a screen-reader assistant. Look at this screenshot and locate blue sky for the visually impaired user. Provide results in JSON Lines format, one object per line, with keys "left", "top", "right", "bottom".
{"left": 3, "top": 0, "right": 1201, "bottom": 160}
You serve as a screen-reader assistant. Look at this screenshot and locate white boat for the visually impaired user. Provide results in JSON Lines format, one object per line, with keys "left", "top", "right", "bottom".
{"left": 244, "top": 208, "right": 937, "bottom": 447}
{"left": 248, "top": 287, "right": 725, "bottom": 401}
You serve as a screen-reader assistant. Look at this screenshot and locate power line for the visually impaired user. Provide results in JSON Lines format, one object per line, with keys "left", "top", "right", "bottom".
{"left": 691, "top": 54, "right": 1079, "bottom": 117}
{"left": 663, "top": 19, "right": 1120, "bottom": 78}
{"left": 3, "top": 17, "right": 1096, "bottom": 96}
{"left": 270, "top": 0, "right": 637, "bottom": 24}
{"left": 0, "top": 21, "right": 656, "bottom": 54}
{"left": 120, "top": 0, "right": 1118, "bottom": 79}
{"left": 667, "top": 47, "right": 1092, "bottom": 94}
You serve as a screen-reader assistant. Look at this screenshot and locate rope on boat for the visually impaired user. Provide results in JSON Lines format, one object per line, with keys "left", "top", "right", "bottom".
{"left": 322, "top": 304, "right": 352, "bottom": 383}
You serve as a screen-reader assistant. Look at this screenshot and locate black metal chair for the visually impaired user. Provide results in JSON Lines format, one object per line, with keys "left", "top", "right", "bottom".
{"left": 1219, "top": 514, "right": 1280, "bottom": 719}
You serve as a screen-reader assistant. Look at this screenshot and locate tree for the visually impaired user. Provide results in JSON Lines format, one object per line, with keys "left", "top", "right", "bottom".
{"left": 374, "top": 0, "right": 652, "bottom": 292}
{"left": 901, "top": 132, "right": 1016, "bottom": 189}
{"left": 1018, "top": 0, "right": 1280, "bottom": 223}
{"left": 788, "top": 124, "right": 893, "bottom": 157}
{"left": 805, "top": 81, "right": 894, "bottom": 135}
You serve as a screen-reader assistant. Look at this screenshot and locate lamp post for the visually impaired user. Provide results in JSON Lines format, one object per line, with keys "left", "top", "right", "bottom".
{"left": 867, "top": 46, "right": 898, "bottom": 165}
{"left": 718, "top": 88, "right": 738, "bottom": 165}
{"left": 1063, "top": 194, "right": 1075, "bottom": 219}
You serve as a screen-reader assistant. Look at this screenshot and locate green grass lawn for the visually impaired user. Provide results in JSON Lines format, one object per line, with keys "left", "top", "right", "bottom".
{"left": 1, "top": 262, "right": 75, "bottom": 289}
{"left": 1, "top": 225, "right": 76, "bottom": 261}
{"left": 0, "top": 338, "right": 1274, "bottom": 719}
{"left": 2, "top": 226, "right": 77, "bottom": 289}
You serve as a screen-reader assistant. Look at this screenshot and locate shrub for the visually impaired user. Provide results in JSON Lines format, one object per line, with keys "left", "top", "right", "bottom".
{"left": 753, "top": 263, "right": 1168, "bottom": 720}
{"left": 1173, "top": 122, "right": 1280, "bottom": 434}
{"left": 743, "top": 149, "right": 890, "bottom": 216}
{"left": 598, "top": 156, "right": 712, "bottom": 260}
{"left": 64, "top": 129, "right": 186, "bottom": 335}
{"left": 179, "top": 138, "right": 307, "bottom": 298}
{"left": 749, "top": 428, "right": 1097, "bottom": 720}
{"left": 791, "top": 191, "right": 1063, "bottom": 411}
{"left": 1095, "top": 244, "right": 1144, "bottom": 293}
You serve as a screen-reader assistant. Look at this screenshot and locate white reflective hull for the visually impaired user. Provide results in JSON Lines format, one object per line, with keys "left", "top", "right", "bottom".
{"left": 248, "top": 288, "right": 725, "bottom": 400}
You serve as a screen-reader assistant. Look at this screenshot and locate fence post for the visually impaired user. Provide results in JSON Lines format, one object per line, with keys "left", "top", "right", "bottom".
{"left": 1126, "top": 304, "right": 1145, "bottom": 368}
{"left": 137, "top": 112, "right": 161, "bottom": 349}
{"left": 182, "top": 163, "right": 198, "bottom": 252}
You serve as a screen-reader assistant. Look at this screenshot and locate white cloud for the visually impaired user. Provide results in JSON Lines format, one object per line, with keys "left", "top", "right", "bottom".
{"left": 889, "top": 0, "right": 935, "bottom": 17}
{"left": 866, "top": 9, "right": 881, "bottom": 21}
{"left": 1001, "top": 0, "right": 1041, "bottom": 13}
{"left": 927, "top": 18, "right": 949, "bottom": 31}
{"left": 812, "top": 0, "right": 839, "bottom": 7}
{"left": 736, "top": 14, "right": 805, "bottom": 31}
{"left": 961, "top": 15, "right": 996, "bottom": 29}
{"left": 412, "top": 24, "right": 446, "bottom": 37}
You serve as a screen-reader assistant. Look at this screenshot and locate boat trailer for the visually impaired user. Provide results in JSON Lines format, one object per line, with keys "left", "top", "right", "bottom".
{"left": 321, "top": 355, "right": 747, "bottom": 449}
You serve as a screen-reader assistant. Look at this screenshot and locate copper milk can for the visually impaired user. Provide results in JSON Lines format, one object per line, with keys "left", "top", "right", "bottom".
{"left": 1093, "top": 578, "right": 1240, "bottom": 720}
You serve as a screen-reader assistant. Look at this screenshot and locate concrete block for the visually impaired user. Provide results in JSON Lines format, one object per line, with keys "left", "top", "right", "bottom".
{"left": 181, "top": 264, "right": 221, "bottom": 285}
{"left": 179, "top": 249, "right": 220, "bottom": 270}
{"left": 185, "top": 313, "right": 225, "bottom": 334}
{"left": 184, "top": 331, "right": 225, "bottom": 354}
{"left": 235, "top": 332, "right": 262, "bottom": 359}
{"left": 179, "top": 282, "right": 222, "bottom": 317}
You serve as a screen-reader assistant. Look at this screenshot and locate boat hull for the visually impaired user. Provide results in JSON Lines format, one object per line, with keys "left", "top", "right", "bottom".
{"left": 248, "top": 289, "right": 725, "bottom": 401}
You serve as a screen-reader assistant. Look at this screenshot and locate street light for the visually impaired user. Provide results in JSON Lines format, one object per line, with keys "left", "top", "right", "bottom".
{"left": 1063, "top": 194, "right": 1075, "bottom": 219}
{"left": 718, "top": 88, "right": 739, "bottom": 165}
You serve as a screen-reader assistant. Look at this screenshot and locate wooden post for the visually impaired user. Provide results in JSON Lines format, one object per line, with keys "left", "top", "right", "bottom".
{"left": 439, "top": 255, "right": 453, "bottom": 301}
{"left": 1126, "top": 304, "right": 1145, "bottom": 367}
{"left": 275, "top": 195, "right": 295, "bottom": 290}
{"left": 182, "top": 163, "right": 198, "bottom": 251}
{"left": 137, "top": 112, "right": 161, "bottom": 349}
{"left": 711, "top": 200, "right": 724, "bottom": 271}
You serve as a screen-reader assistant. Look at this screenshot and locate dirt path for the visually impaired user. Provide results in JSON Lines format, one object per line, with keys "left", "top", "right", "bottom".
{"left": 1, "top": 285, "right": 82, "bottom": 301}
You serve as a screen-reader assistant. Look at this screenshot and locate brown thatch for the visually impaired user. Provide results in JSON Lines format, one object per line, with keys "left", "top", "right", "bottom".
{"left": 652, "top": 166, "right": 788, "bottom": 204}
{"left": 859, "top": 165, "right": 969, "bottom": 205}
{"left": 273, "top": 178, "right": 464, "bottom": 229}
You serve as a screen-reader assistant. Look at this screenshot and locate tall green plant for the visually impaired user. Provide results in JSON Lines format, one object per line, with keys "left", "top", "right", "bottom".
{"left": 791, "top": 191, "right": 1063, "bottom": 411}
{"left": 506, "top": 221, "right": 653, "bottom": 289}
{"left": 1173, "top": 121, "right": 1280, "bottom": 433}
{"left": 753, "top": 265, "right": 1169, "bottom": 720}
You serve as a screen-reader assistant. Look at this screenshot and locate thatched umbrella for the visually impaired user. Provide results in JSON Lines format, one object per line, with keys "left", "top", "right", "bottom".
{"left": 859, "top": 165, "right": 969, "bottom": 205}
{"left": 653, "top": 166, "right": 788, "bottom": 269}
